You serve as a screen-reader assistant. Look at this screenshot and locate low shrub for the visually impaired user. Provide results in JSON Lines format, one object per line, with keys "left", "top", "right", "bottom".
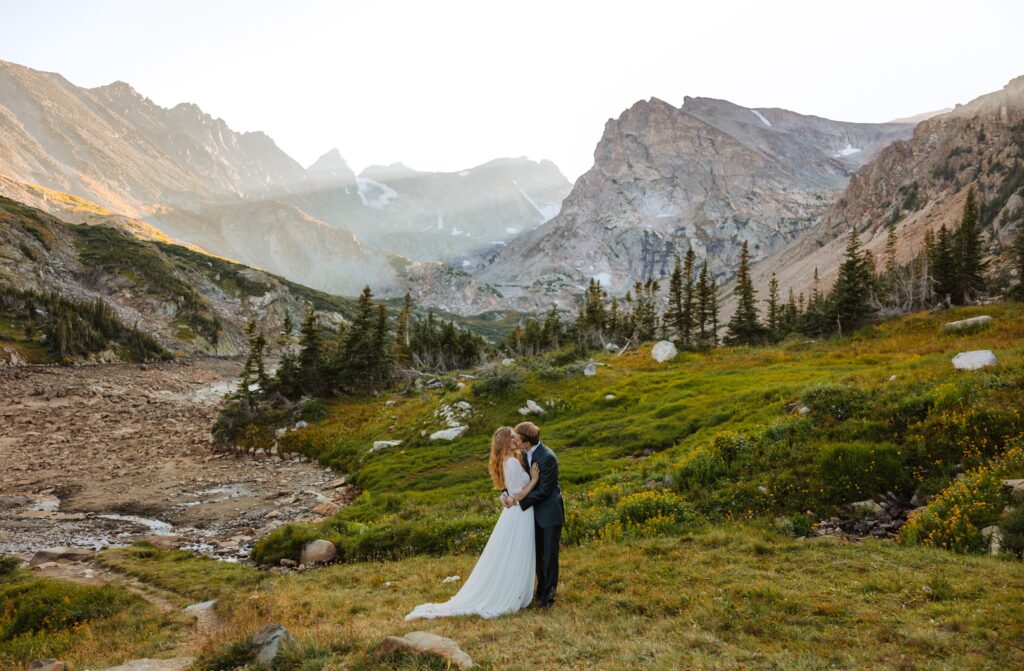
{"left": 617, "top": 490, "right": 693, "bottom": 525}
{"left": 1000, "top": 505, "right": 1024, "bottom": 557}
{"left": 801, "top": 383, "right": 868, "bottom": 422}
{"left": 0, "top": 579, "right": 139, "bottom": 640}
{"left": 900, "top": 467, "right": 1005, "bottom": 553}
{"left": 0, "top": 555, "right": 19, "bottom": 577}
{"left": 817, "top": 441, "right": 911, "bottom": 503}
{"left": 471, "top": 363, "right": 524, "bottom": 398}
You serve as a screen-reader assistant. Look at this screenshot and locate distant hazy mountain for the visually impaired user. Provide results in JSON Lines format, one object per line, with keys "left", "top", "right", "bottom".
{"left": 297, "top": 156, "right": 570, "bottom": 262}
{"left": 0, "top": 59, "right": 570, "bottom": 295}
{"left": 437, "top": 96, "right": 914, "bottom": 313}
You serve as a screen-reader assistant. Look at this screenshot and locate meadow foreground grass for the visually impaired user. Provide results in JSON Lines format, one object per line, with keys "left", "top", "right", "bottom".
{"left": 50, "top": 527, "right": 1024, "bottom": 670}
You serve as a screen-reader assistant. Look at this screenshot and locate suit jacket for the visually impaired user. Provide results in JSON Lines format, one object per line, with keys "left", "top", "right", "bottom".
{"left": 518, "top": 442, "right": 565, "bottom": 528}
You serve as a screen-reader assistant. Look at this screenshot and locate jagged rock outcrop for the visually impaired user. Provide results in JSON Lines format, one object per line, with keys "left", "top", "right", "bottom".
{"left": 747, "top": 76, "right": 1024, "bottom": 308}
{"left": 461, "top": 96, "right": 913, "bottom": 312}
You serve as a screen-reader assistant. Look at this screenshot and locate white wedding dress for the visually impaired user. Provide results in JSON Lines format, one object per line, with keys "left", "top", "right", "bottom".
{"left": 406, "top": 457, "right": 535, "bottom": 620}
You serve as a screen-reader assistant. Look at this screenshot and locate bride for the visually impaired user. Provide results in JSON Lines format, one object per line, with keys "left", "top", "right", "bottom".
{"left": 406, "top": 426, "right": 540, "bottom": 620}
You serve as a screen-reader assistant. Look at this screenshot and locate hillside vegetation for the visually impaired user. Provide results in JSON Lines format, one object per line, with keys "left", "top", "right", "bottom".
{"left": 252, "top": 303, "right": 1024, "bottom": 565}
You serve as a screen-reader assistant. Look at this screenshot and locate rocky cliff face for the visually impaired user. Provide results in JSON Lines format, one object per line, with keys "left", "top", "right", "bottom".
{"left": 460, "top": 96, "right": 913, "bottom": 312}
{"left": 746, "top": 76, "right": 1024, "bottom": 306}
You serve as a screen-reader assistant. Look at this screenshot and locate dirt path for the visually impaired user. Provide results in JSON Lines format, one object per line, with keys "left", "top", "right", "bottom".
{"left": 0, "top": 359, "right": 352, "bottom": 561}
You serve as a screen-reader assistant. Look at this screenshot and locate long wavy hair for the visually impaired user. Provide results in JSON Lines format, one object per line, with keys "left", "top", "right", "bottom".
{"left": 488, "top": 426, "right": 522, "bottom": 490}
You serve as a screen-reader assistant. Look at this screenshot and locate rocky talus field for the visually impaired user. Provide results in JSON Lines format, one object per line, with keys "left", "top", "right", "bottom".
{"left": 0, "top": 359, "right": 352, "bottom": 562}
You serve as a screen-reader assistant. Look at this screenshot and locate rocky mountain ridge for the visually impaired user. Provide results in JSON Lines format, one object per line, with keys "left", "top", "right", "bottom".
{"left": 0, "top": 59, "right": 571, "bottom": 297}
{"left": 421, "top": 95, "right": 915, "bottom": 313}
{"left": 745, "top": 75, "right": 1024, "bottom": 306}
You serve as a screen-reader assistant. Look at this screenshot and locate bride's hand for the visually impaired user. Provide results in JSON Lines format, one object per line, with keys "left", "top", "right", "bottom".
{"left": 530, "top": 462, "right": 540, "bottom": 480}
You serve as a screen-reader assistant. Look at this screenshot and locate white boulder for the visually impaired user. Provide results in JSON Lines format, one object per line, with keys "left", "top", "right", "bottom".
{"left": 583, "top": 360, "right": 597, "bottom": 377}
{"left": 518, "top": 400, "right": 546, "bottom": 415}
{"left": 300, "top": 539, "right": 338, "bottom": 564}
{"left": 651, "top": 340, "right": 678, "bottom": 363}
{"left": 943, "top": 315, "right": 992, "bottom": 332}
{"left": 430, "top": 426, "right": 468, "bottom": 441}
{"left": 370, "top": 440, "right": 403, "bottom": 453}
{"left": 952, "top": 350, "right": 997, "bottom": 371}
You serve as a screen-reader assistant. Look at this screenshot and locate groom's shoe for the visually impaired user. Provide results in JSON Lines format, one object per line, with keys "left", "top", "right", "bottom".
{"left": 537, "top": 600, "right": 554, "bottom": 610}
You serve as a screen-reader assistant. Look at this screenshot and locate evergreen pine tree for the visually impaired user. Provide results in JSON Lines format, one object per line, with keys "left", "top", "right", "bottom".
{"left": 681, "top": 247, "right": 696, "bottom": 344}
{"left": 930, "top": 224, "right": 957, "bottom": 304}
{"left": 765, "top": 273, "right": 781, "bottom": 339}
{"left": 725, "top": 241, "right": 765, "bottom": 345}
{"left": 954, "top": 187, "right": 987, "bottom": 304}
{"left": 829, "top": 230, "right": 876, "bottom": 335}
{"left": 696, "top": 259, "right": 711, "bottom": 340}
{"left": 665, "top": 254, "right": 685, "bottom": 343}
{"left": 396, "top": 292, "right": 413, "bottom": 356}
{"left": 783, "top": 287, "right": 799, "bottom": 336}
{"left": 542, "top": 305, "right": 562, "bottom": 350}
{"left": 238, "top": 319, "right": 269, "bottom": 398}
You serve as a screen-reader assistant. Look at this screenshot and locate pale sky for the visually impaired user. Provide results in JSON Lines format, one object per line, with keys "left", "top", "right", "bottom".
{"left": 2, "top": 0, "right": 1023, "bottom": 180}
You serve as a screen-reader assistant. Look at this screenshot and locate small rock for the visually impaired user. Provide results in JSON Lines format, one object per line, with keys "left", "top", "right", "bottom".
{"left": 757, "top": 486, "right": 768, "bottom": 494}
{"left": 952, "top": 350, "right": 997, "bottom": 371}
{"left": 279, "top": 558, "right": 298, "bottom": 568}
{"left": 500, "top": 358, "right": 515, "bottom": 366}
{"left": 798, "top": 405, "right": 811, "bottom": 415}
{"left": 294, "top": 420, "right": 308, "bottom": 430}
{"left": 30, "top": 546, "right": 95, "bottom": 565}
{"left": 184, "top": 599, "right": 217, "bottom": 615}
{"left": 604, "top": 394, "right": 616, "bottom": 400}
{"left": 300, "top": 539, "right": 337, "bottom": 564}
{"left": 1003, "top": 479, "right": 1024, "bottom": 503}
{"left": 455, "top": 401, "right": 472, "bottom": 411}
{"left": 888, "top": 374, "right": 897, "bottom": 382}
{"left": 251, "top": 624, "right": 294, "bottom": 667}
{"left": 583, "top": 360, "right": 597, "bottom": 377}
{"left": 430, "top": 426, "right": 468, "bottom": 441}
{"left": 378, "top": 632, "right": 474, "bottom": 669}
{"left": 28, "top": 660, "right": 65, "bottom": 671}
{"left": 385, "top": 400, "right": 397, "bottom": 407}
{"left": 651, "top": 340, "right": 678, "bottom": 363}
{"left": 850, "top": 499, "right": 884, "bottom": 515}
{"left": 312, "top": 501, "right": 340, "bottom": 516}
{"left": 370, "top": 440, "right": 403, "bottom": 453}
{"left": 442, "top": 575, "right": 461, "bottom": 584}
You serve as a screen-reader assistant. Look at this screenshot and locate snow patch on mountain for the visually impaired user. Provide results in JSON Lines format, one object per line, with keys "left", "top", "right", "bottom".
{"left": 751, "top": 109, "right": 772, "bottom": 127}
{"left": 355, "top": 177, "right": 398, "bottom": 209}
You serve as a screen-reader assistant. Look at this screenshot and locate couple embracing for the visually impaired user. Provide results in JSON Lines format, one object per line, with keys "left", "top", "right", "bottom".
{"left": 406, "top": 421, "right": 564, "bottom": 620}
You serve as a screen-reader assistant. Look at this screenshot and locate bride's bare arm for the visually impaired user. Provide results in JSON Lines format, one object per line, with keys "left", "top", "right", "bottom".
{"left": 513, "top": 462, "right": 541, "bottom": 502}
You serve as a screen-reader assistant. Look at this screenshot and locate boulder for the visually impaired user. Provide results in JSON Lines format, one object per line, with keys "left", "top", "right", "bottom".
{"left": 30, "top": 546, "right": 95, "bottom": 565}
{"left": 583, "top": 360, "right": 597, "bottom": 377}
{"left": 850, "top": 499, "right": 884, "bottom": 515}
{"left": 300, "top": 539, "right": 337, "bottom": 565}
{"left": 952, "top": 350, "right": 997, "bottom": 370}
{"left": 93, "top": 659, "right": 193, "bottom": 671}
{"left": 251, "top": 624, "right": 294, "bottom": 667}
{"left": 294, "top": 420, "right": 308, "bottom": 430}
{"left": 312, "top": 501, "right": 340, "bottom": 516}
{"left": 378, "top": 631, "right": 473, "bottom": 669}
{"left": 0, "top": 346, "right": 28, "bottom": 367}
{"left": 518, "top": 399, "right": 546, "bottom": 415}
{"left": 981, "top": 525, "right": 1003, "bottom": 556}
{"left": 28, "top": 660, "right": 65, "bottom": 671}
{"left": 370, "top": 440, "right": 403, "bottom": 453}
{"left": 430, "top": 426, "right": 468, "bottom": 441}
{"left": 651, "top": 340, "right": 678, "bottom": 363}
{"left": 943, "top": 315, "right": 992, "bottom": 332}
{"left": 1003, "top": 479, "right": 1024, "bottom": 503}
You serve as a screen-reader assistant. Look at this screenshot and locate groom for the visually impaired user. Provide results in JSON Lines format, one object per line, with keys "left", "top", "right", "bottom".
{"left": 502, "top": 421, "right": 564, "bottom": 609}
